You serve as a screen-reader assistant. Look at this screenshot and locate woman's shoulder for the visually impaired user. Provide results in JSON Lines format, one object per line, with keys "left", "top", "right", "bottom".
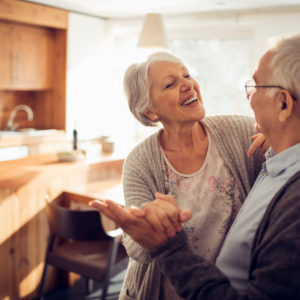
{"left": 203, "top": 114, "right": 255, "bottom": 133}
{"left": 204, "top": 114, "right": 254, "bottom": 125}
{"left": 125, "top": 129, "right": 161, "bottom": 164}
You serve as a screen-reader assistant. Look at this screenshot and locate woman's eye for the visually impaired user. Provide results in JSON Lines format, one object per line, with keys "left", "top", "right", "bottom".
{"left": 165, "top": 82, "right": 174, "bottom": 89}
{"left": 184, "top": 74, "right": 191, "bottom": 79}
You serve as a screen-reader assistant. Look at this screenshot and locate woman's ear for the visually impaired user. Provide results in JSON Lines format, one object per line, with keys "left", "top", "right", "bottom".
{"left": 144, "top": 111, "right": 159, "bottom": 121}
{"left": 278, "top": 90, "right": 293, "bottom": 122}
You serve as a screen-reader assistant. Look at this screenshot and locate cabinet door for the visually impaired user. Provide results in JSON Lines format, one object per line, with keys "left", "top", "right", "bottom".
{"left": 12, "top": 23, "right": 54, "bottom": 90}
{"left": 0, "top": 21, "right": 54, "bottom": 90}
{"left": 0, "top": 21, "right": 12, "bottom": 88}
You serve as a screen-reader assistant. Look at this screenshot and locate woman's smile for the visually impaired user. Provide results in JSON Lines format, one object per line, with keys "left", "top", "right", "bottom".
{"left": 181, "top": 93, "right": 199, "bottom": 106}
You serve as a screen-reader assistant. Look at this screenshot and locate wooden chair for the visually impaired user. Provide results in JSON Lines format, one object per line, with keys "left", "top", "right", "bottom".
{"left": 38, "top": 193, "right": 128, "bottom": 300}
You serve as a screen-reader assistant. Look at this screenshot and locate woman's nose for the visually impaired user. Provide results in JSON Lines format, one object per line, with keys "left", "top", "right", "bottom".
{"left": 180, "top": 78, "right": 193, "bottom": 91}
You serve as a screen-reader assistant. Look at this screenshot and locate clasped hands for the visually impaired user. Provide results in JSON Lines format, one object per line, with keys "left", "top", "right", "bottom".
{"left": 90, "top": 193, "right": 192, "bottom": 250}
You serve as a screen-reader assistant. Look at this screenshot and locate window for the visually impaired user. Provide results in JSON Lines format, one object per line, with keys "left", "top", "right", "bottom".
{"left": 170, "top": 38, "right": 253, "bottom": 116}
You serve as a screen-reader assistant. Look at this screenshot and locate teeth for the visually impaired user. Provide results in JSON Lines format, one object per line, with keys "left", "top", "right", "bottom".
{"left": 181, "top": 95, "right": 198, "bottom": 106}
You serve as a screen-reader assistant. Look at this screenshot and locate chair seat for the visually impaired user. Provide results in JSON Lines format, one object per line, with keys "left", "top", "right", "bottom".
{"left": 47, "top": 240, "right": 128, "bottom": 281}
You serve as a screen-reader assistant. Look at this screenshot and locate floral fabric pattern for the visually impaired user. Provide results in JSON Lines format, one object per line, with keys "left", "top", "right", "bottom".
{"left": 161, "top": 132, "right": 242, "bottom": 262}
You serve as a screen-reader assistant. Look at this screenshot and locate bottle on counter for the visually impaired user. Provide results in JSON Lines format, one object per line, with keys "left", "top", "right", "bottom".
{"left": 73, "top": 128, "right": 78, "bottom": 151}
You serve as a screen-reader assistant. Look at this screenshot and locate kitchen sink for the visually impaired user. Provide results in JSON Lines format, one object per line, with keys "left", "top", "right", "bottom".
{"left": 0, "top": 129, "right": 57, "bottom": 137}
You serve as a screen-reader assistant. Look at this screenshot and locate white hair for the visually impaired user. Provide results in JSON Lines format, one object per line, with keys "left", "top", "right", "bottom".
{"left": 123, "top": 51, "right": 184, "bottom": 126}
{"left": 267, "top": 33, "right": 300, "bottom": 100}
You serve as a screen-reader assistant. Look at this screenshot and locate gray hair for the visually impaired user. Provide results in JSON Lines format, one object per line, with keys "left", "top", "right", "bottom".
{"left": 123, "top": 51, "right": 184, "bottom": 126}
{"left": 267, "top": 33, "right": 300, "bottom": 101}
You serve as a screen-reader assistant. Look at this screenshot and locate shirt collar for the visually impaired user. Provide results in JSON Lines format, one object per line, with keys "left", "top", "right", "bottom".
{"left": 264, "top": 143, "right": 300, "bottom": 177}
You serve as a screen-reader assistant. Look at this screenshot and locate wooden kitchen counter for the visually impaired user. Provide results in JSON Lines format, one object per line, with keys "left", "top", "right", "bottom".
{"left": 0, "top": 153, "right": 124, "bottom": 187}
{"left": 0, "top": 153, "right": 86, "bottom": 189}
{"left": 0, "top": 153, "right": 124, "bottom": 300}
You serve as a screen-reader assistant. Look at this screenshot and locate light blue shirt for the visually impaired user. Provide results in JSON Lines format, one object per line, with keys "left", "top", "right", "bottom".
{"left": 215, "top": 142, "right": 300, "bottom": 292}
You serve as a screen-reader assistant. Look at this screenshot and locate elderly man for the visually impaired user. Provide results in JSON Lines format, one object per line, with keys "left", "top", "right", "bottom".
{"left": 91, "top": 33, "right": 300, "bottom": 299}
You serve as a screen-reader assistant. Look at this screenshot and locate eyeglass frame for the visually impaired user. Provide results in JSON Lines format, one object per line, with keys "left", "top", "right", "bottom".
{"left": 244, "top": 79, "right": 297, "bottom": 101}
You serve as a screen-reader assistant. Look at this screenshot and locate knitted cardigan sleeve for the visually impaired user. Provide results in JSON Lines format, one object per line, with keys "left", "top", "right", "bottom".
{"left": 122, "top": 130, "right": 166, "bottom": 262}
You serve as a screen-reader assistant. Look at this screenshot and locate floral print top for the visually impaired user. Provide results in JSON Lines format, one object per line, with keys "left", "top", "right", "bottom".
{"left": 160, "top": 131, "right": 242, "bottom": 262}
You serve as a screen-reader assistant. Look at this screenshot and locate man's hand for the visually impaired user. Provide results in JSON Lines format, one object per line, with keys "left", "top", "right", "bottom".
{"left": 90, "top": 199, "right": 170, "bottom": 249}
{"left": 128, "top": 193, "right": 193, "bottom": 238}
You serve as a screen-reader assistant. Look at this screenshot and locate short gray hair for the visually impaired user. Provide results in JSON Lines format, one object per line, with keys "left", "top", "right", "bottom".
{"left": 267, "top": 33, "right": 300, "bottom": 100}
{"left": 123, "top": 51, "right": 183, "bottom": 126}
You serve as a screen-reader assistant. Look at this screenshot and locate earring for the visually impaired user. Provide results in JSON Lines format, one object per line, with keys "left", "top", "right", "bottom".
{"left": 153, "top": 115, "right": 159, "bottom": 121}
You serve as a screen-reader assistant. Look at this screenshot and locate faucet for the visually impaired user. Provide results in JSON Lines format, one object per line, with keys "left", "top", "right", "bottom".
{"left": 6, "top": 105, "right": 34, "bottom": 131}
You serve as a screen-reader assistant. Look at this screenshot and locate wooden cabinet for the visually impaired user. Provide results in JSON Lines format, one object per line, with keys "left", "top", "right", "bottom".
{"left": 0, "top": 21, "right": 54, "bottom": 90}
{"left": 0, "top": 20, "right": 11, "bottom": 87}
{"left": 0, "top": 0, "right": 68, "bottom": 131}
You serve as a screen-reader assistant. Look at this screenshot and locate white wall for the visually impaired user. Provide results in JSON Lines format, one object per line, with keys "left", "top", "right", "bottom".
{"left": 66, "top": 13, "right": 114, "bottom": 140}
{"left": 66, "top": 12, "right": 136, "bottom": 151}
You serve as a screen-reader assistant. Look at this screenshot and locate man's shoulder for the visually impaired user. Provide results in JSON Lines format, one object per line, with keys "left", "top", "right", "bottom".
{"left": 264, "top": 170, "right": 300, "bottom": 223}
{"left": 252, "top": 171, "right": 300, "bottom": 257}
{"left": 279, "top": 170, "right": 300, "bottom": 198}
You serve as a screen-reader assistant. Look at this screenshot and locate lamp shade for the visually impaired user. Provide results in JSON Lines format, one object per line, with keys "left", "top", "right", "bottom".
{"left": 137, "top": 13, "right": 168, "bottom": 49}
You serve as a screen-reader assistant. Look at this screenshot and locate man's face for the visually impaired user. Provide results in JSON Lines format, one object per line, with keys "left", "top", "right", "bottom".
{"left": 249, "top": 51, "right": 278, "bottom": 136}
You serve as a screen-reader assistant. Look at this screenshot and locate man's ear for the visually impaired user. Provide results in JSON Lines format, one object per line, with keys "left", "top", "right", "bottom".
{"left": 278, "top": 90, "right": 293, "bottom": 122}
{"left": 144, "top": 111, "right": 159, "bottom": 121}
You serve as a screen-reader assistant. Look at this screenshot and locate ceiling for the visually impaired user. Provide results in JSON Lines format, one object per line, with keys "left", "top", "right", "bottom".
{"left": 24, "top": 0, "right": 300, "bottom": 19}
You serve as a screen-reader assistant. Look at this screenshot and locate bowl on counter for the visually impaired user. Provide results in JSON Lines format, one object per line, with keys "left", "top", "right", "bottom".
{"left": 57, "top": 150, "right": 86, "bottom": 162}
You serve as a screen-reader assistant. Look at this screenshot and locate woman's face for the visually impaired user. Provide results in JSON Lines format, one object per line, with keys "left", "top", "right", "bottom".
{"left": 147, "top": 61, "right": 205, "bottom": 126}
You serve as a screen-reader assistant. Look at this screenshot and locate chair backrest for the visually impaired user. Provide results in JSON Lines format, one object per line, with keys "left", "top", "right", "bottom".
{"left": 46, "top": 201, "right": 110, "bottom": 241}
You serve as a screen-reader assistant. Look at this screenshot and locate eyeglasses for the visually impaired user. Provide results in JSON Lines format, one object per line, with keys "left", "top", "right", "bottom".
{"left": 245, "top": 79, "right": 297, "bottom": 100}
{"left": 244, "top": 79, "right": 286, "bottom": 96}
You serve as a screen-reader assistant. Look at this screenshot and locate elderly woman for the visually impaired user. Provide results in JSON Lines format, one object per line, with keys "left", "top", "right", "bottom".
{"left": 119, "top": 51, "right": 264, "bottom": 300}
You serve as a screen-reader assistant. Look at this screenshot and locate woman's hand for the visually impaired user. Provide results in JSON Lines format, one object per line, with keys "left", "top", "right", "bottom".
{"left": 129, "top": 192, "right": 192, "bottom": 238}
{"left": 247, "top": 133, "right": 269, "bottom": 158}
{"left": 89, "top": 199, "right": 169, "bottom": 249}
